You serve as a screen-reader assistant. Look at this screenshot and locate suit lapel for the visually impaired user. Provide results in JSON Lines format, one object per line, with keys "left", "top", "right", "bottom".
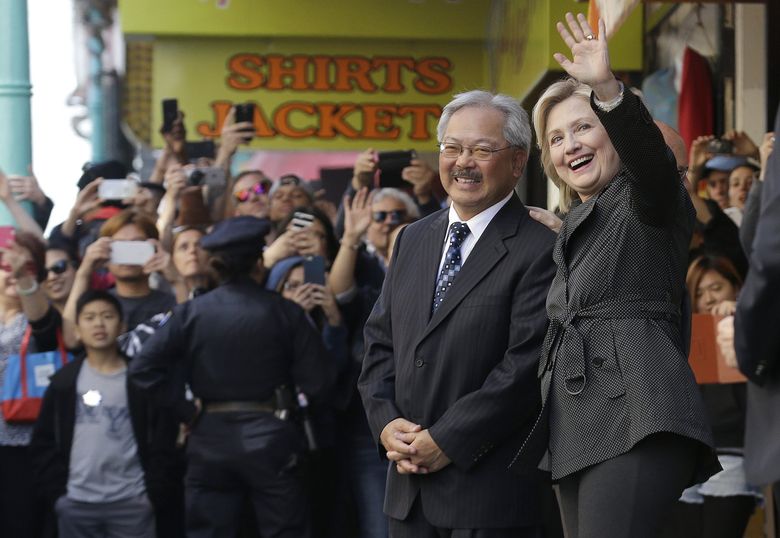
{"left": 409, "top": 211, "right": 449, "bottom": 339}
{"left": 416, "top": 196, "right": 521, "bottom": 344}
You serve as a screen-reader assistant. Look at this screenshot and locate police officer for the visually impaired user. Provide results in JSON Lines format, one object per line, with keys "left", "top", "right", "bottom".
{"left": 130, "top": 216, "right": 334, "bottom": 538}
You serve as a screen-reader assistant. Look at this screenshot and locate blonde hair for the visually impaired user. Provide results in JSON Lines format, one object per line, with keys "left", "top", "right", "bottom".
{"left": 532, "top": 78, "right": 593, "bottom": 213}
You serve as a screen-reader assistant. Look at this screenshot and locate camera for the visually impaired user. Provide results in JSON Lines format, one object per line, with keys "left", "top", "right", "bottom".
{"left": 707, "top": 139, "right": 734, "bottom": 155}
{"left": 185, "top": 167, "right": 226, "bottom": 189}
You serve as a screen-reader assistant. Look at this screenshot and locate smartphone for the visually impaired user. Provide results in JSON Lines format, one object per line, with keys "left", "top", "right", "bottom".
{"left": 235, "top": 103, "right": 256, "bottom": 127}
{"left": 98, "top": 179, "right": 139, "bottom": 200}
{"left": 377, "top": 150, "right": 416, "bottom": 188}
{"left": 303, "top": 256, "right": 326, "bottom": 286}
{"left": 162, "top": 99, "right": 178, "bottom": 133}
{"left": 291, "top": 212, "right": 315, "bottom": 230}
{"left": 185, "top": 141, "right": 216, "bottom": 161}
{"left": 0, "top": 226, "right": 15, "bottom": 249}
{"left": 110, "top": 241, "right": 155, "bottom": 265}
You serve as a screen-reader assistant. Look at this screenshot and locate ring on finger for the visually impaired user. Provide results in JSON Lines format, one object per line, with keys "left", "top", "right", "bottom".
{"left": 585, "top": 34, "right": 595, "bottom": 40}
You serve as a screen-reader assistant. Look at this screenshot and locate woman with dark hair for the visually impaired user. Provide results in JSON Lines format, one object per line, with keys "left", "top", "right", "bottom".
{"left": 0, "top": 230, "right": 63, "bottom": 537}
{"left": 517, "top": 14, "right": 718, "bottom": 537}
{"left": 660, "top": 256, "right": 760, "bottom": 538}
{"left": 131, "top": 216, "right": 335, "bottom": 537}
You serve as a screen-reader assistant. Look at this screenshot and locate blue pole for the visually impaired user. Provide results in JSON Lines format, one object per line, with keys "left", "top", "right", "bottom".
{"left": 87, "top": 6, "right": 106, "bottom": 163}
{"left": 0, "top": 0, "right": 35, "bottom": 225}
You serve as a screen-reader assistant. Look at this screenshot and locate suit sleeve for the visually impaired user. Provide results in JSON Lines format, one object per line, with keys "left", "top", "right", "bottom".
{"left": 357, "top": 227, "right": 406, "bottom": 449}
{"left": 734, "top": 106, "right": 780, "bottom": 381}
{"left": 592, "top": 89, "right": 680, "bottom": 226}
{"left": 428, "top": 240, "right": 556, "bottom": 470}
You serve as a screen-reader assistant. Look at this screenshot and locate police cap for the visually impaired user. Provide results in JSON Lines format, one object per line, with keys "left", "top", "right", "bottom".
{"left": 200, "top": 216, "right": 271, "bottom": 255}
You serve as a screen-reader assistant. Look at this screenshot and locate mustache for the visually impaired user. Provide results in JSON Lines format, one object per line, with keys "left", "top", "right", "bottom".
{"left": 450, "top": 168, "right": 483, "bottom": 181}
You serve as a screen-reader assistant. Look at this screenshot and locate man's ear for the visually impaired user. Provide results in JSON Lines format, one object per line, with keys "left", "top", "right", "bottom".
{"left": 512, "top": 149, "right": 528, "bottom": 178}
{"left": 73, "top": 323, "right": 82, "bottom": 344}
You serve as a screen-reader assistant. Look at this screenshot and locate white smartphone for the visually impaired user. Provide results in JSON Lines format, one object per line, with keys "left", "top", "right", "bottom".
{"left": 98, "top": 179, "right": 139, "bottom": 200}
{"left": 110, "top": 241, "right": 155, "bottom": 265}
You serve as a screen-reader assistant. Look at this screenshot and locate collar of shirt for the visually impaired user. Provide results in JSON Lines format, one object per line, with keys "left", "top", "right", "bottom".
{"left": 439, "top": 191, "right": 514, "bottom": 273}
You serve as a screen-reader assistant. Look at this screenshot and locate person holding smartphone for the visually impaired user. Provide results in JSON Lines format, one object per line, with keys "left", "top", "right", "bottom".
{"left": 62, "top": 210, "right": 175, "bottom": 348}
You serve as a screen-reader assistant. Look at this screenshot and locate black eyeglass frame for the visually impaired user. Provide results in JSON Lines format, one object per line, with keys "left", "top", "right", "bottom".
{"left": 372, "top": 210, "right": 407, "bottom": 224}
{"left": 46, "top": 259, "right": 71, "bottom": 275}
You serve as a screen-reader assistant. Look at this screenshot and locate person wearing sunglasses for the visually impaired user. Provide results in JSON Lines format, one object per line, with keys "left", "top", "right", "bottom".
{"left": 43, "top": 244, "right": 78, "bottom": 314}
{"left": 231, "top": 170, "right": 272, "bottom": 220}
{"left": 365, "top": 189, "right": 418, "bottom": 266}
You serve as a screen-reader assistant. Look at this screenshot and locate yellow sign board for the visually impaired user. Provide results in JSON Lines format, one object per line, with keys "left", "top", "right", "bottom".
{"left": 152, "top": 37, "right": 485, "bottom": 150}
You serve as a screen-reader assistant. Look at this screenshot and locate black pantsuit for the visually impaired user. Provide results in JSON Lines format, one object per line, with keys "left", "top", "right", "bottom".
{"left": 512, "top": 90, "right": 719, "bottom": 536}
{"left": 558, "top": 433, "right": 698, "bottom": 538}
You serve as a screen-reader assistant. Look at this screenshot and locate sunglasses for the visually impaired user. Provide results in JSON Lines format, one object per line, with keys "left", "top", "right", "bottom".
{"left": 234, "top": 181, "right": 270, "bottom": 203}
{"left": 47, "top": 259, "right": 70, "bottom": 275}
{"left": 372, "top": 210, "right": 406, "bottom": 225}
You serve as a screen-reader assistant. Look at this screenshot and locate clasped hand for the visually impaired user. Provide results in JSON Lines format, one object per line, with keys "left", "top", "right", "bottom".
{"left": 380, "top": 418, "right": 451, "bottom": 475}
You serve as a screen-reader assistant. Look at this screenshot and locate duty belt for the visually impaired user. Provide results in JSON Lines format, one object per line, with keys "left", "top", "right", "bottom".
{"left": 538, "top": 299, "right": 680, "bottom": 396}
{"left": 204, "top": 399, "right": 276, "bottom": 413}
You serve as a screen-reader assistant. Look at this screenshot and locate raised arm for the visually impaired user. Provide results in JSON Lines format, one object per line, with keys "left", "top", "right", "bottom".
{"left": 555, "top": 14, "right": 678, "bottom": 223}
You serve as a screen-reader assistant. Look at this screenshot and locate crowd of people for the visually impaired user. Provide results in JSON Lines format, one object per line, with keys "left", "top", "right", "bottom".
{"left": 0, "top": 12, "right": 777, "bottom": 538}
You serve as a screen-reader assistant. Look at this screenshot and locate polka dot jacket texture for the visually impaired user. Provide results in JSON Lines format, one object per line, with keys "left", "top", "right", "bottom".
{"left": 512, "top": 90, "right": 719, "bottom": 483}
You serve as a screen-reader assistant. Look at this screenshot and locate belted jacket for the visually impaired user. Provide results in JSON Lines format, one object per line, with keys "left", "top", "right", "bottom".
{"left": 512, "top": 90, "right": 718, "bottom": 482}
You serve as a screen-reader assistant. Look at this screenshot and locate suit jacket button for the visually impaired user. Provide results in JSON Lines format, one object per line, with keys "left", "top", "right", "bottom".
{"left": 592, "top": 356, "right": 604, "bottom": 368}
{"left": 415, "top": 359, "right": 424, "bottom": 368}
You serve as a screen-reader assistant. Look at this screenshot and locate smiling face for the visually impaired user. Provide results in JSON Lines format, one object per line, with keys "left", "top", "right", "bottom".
{"left": 439, "top": 106, "right": 526, "bottom": 220}
{"left": 0, "top": 263, "right": 18, "bottom": 300}
{"left": 546, "top": 96, "right": 621, "bottom": 202}
{"left": 75, "top": 299, "right": 122, "bottom": 351}
{"left": 728, "top": 165, "right": 754, "bottom": 210}
{"left": 44, "top": 249, "right": 76, "bottom": 303}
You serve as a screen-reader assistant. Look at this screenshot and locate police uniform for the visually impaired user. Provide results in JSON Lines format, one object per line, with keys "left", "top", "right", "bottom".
{"left": 130, "top": 216, "right": 334, "bottom": 538}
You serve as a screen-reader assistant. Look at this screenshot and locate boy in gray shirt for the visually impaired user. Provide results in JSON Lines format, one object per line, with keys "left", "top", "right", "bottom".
{"left": 31, "top": 291, "right": 184, "bottom": 537}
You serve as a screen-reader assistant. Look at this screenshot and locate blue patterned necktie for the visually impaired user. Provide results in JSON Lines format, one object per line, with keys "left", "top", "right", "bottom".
{"left": 432, "top": 222, "right": 471, "bottom": 314}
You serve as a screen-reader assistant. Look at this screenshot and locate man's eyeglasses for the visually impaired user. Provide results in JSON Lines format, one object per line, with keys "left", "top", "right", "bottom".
{"left": 234, "top": 181, "right": 270, "bottom": 203}
{"left": 373, "top": 210, "right": 406, "bottom": 225}
{"left": 46, "top": 260, "right": 70, "bottom": 275}
{"left": 439, "top": 142, "right": 516, "bottom": 161}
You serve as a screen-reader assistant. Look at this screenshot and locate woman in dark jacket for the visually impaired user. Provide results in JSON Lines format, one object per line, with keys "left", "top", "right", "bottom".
{"left": 515, "top": 14, "right": 719, "bottom": 538}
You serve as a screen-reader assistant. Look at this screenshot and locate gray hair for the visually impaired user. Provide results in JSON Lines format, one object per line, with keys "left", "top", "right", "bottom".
{"left": 437, "top": 90, "right": 532, "bottom": 151}
{"left": 371, "top": 188, "right": 420, "bottom": 220}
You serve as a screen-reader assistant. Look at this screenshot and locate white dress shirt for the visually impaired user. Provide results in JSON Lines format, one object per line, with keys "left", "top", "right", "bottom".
{"left": 437, "top": 192, "right": 514, "bottom": 275}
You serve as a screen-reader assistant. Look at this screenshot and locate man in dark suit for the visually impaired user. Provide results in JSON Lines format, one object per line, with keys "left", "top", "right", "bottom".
{"left": 358, "top": 90, "right": 557, "bottom": 537}
{"left": 723, "top": 105, "right": 780, "bottom": 522}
